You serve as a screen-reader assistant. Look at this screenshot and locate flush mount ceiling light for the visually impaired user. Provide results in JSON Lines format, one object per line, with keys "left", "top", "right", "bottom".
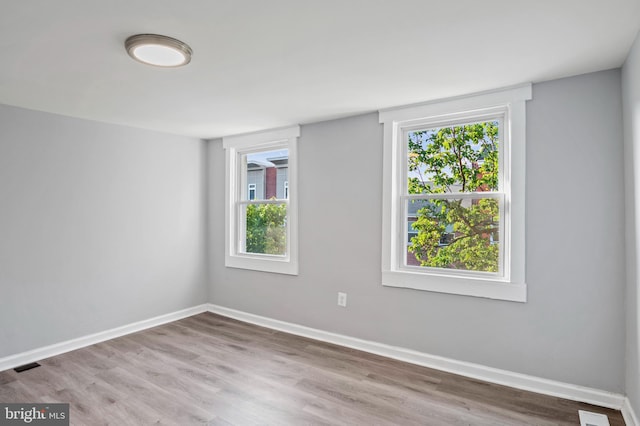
{"left": 125, "top": 34, "right": 192, "bottom": 67}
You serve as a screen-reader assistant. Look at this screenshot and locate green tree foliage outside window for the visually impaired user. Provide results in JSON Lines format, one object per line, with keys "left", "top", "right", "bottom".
{"left": 407, "top": 122, "right": 500, "bottom": 272}
{"left": 245, "top": 203, "right": 287, "bottom": 255}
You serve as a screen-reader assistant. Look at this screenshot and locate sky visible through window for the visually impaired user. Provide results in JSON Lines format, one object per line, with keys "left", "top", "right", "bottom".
{"left": 247, "top": 148, "right": 288, "bottom": 166}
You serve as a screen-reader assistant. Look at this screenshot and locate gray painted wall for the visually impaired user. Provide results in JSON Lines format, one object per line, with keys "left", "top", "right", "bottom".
{"left": 0, "top": 105, "right": 208, "bottom": 358}
{"left": 623, "top": 31, "right": 640, "bottom": 415}
{"left": 0, "top": 68, "right": 627, "bottom": 396}
{"left": 208, "top": 69, "right": 626, "bottom": 392}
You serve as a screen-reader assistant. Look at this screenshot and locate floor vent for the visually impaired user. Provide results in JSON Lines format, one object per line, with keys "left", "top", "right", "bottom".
{"left": 13, "top": 362, "right": 40, "bottom": 373}
{"left": 578, "top": 410, "right": 610, "bottom": 426}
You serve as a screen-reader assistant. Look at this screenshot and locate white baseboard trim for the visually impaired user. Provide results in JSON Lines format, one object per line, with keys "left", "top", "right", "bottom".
{"left": 207, "top": 303, "right": 626, "bottom": 411}
{"left": 0, "top": 304, "right": 208, "bottom": 373}
{"left": 623, "top": 397, "right": 639, "bottom": 426}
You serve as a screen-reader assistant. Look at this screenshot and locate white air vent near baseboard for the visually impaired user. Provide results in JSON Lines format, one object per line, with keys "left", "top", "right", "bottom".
{"left": 579, "top": 410, "right": 610, "bottom": 426}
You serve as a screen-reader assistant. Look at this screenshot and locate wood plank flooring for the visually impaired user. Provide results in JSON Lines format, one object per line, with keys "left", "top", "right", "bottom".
{"left": 0, "top": 313, "right": 626, "bottom": 425}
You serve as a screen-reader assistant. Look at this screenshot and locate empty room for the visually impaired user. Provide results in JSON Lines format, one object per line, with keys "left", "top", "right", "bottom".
{"left": 2, "top": 1, "right": 640, "bottom": 425}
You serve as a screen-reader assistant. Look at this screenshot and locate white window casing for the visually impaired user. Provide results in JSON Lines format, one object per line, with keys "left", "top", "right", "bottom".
{"left": 379, "top": 85, "right": 531, "bottom": 302}
{"left": 223, "top": 126, "right": 300, "bottom": 275}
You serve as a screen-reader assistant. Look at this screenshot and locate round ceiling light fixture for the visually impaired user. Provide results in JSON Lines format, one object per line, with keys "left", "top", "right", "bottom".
{"left": 125, "top": 34, "right": 192, "bottom": 67}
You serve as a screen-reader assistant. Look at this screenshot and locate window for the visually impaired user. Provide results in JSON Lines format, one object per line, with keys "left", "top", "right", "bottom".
{"left": 379, "top": 85, "right": 531, "bottom": 302}
{"left": 404, "top": 119, "right": 503, "bottom": 274}
{"left": 223, "top": 126, "right": 299, "bottom": 275}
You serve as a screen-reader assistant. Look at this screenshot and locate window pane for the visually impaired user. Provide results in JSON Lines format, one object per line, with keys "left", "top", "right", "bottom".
{"left": 244, "top": 148, "right": 289, "bottom": 201}
{"left": 406, "top": 197, "right": 500, "bottom": 273}
{"left": 241, "top": 203, "right": 287, "bottom": 256}
{"left": 407, "top": 121, "right": 499, "bottom": 194}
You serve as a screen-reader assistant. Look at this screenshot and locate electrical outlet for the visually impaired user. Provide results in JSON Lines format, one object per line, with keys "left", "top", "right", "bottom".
{"left": 337, "top": 292, "right": 347, "bottom": 307}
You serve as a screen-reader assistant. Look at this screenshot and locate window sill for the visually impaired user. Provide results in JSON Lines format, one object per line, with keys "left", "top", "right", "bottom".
{"left": 225, "top": 254, "right": 298, "bottom": 275}
{"left": 382, "top": 270, "right": 527, "bottom": 302}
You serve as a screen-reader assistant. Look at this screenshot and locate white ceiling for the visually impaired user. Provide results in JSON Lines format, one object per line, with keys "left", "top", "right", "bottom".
{"left": 1, "top": 0, "right": 639, "bottom": 139}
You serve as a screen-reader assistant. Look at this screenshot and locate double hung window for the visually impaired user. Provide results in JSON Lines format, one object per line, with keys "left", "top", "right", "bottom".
{"left": 223, "top": 126, "right": 299, "bottom": 275}
{"left": 379, "top": 86, "right": 531, "bottom": 301}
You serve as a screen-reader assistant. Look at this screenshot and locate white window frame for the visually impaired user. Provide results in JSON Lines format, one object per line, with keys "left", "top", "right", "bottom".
{"left": 248, "top": 183, "right": 257, "bottom": 200}
{"left": 379, "top": 85, "right": 531, "bottom": 302}
{"left": 223, "top": 126, "right": 299, "bottom": 275}
{"left": 284, "top": 181, "right": 289, "bottom": 199}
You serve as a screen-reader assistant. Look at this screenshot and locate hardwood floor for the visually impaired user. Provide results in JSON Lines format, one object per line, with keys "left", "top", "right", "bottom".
{"left": 0, "top": 313, "right": 626, "bottom": 425}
